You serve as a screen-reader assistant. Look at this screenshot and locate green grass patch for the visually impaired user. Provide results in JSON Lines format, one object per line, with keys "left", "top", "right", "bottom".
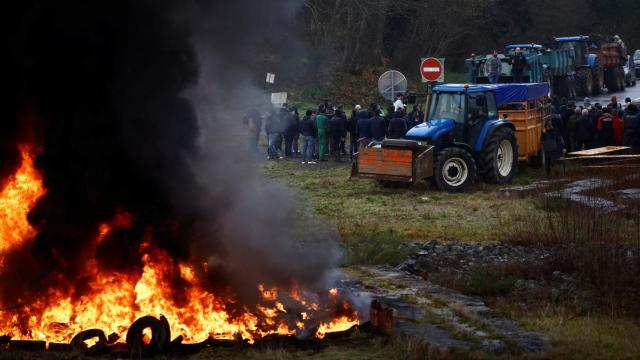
{"left": 265, "top": 159, "right": 538, "bottom": 259}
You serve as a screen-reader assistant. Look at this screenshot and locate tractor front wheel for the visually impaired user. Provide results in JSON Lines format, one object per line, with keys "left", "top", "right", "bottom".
{"left": 434, "top": 147, "right": 477, "bottom": 193}
{"left": 480, "top": 127, "right": 518, "bottom": 184}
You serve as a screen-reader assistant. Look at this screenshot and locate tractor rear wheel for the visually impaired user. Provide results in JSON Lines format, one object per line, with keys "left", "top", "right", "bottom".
{"left": 434, "top": 147, "right": 476, "bottom": 193}
{"left": 480, "top": 127, "right": 518, "bottom": 184}
{"left": 576, "top": 68, "right": 593, "bottom": 96}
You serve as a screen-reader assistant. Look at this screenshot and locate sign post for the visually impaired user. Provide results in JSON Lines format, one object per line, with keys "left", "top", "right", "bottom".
{"left": 420, "top": 58, "right": 445, "bottom": 118}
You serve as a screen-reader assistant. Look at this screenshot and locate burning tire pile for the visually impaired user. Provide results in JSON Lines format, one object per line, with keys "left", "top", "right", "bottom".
{"left": 1, "top": 314, "right": 362, "bottom": 357}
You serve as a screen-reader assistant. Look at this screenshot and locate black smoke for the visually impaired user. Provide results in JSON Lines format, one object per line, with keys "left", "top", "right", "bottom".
{"left": 0, "top": 0, "right": 341, "bottom": 327}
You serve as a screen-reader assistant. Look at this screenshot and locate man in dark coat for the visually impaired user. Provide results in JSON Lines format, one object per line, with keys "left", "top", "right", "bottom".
{"left": 335, "top": 105, "right": 348, "bottom": 155}
{"left": 575, "top": 108, "right": 595, "bottom": 151}
{"left": 407, "top": 104, "right": 424, "bottom": 130}
{"left": 623, "top": 104, "right": 640, "bottom": 153}
{"left": 282, "top": 107, "right": 297, "bottom": 157}
{"left": 509, "top": 47, "right": 527, "bottom": 83}
{"left": 329, "top": 111, "right": 346, "bottom": 161}
{"left": 357, "top": 109, "right": 372, "bottom": 143}
{"left": 541, "top": 121, "right": 566, "bottom": 177}
{"left": 388, "top": 110, "right": 408, "bottom": 139}
{"left": 347, "top": 106, "right": 360, "bottom": 158}
{"left": 370, "top": 110, "right": 387, "bottom": 142}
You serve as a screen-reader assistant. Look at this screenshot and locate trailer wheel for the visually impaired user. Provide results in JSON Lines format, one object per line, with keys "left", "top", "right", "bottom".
{"left": 576, "top": 68, "right": 593, "bottom": 96}
{"left": 480, "top": 127, "right": 518, "bottom": 184}
{"left": 434, "top": 147, "right": 476, "bottom": 193}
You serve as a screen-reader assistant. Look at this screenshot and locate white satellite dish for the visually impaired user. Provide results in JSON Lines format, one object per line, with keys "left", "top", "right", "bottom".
{"left": 378, "top": 70, "right": 408, "bottom": 101}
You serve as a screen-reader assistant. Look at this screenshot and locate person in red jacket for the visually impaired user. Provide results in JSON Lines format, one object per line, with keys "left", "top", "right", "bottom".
{"left": 597, "top": 108, "right": 613, "bottom": 146}
{"left": 611, "top": 109, "right": 625, "bottom": 145}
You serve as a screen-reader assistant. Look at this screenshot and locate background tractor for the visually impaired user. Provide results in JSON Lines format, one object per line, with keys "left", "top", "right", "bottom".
{"left": 552, "top": 35, "right": 627, "bottom": 95}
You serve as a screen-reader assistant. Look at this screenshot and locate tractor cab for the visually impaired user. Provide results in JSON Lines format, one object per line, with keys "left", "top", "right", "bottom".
{"left": 406, "top": 84, "right": 499, "bottom": 150}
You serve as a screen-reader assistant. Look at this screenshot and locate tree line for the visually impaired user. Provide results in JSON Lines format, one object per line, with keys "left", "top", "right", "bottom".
{"left": 300, "top": 0, "right": 640, "bottom": 74}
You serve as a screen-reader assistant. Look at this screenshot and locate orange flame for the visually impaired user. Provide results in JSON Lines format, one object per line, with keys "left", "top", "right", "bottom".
{"left": 0, "top": 144, "right": 45, "bottom": 253}
{"left": 0, "top": 144, "right": 358, "bottom": 345}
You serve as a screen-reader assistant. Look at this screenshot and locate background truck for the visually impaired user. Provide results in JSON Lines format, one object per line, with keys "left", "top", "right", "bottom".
{"left": 553, "top": 35, "right": 627, "bottom": 95}
{"left": 465, "top": 44, "right": 575, "bottom": 99}
{"left": 352, "top": 83, "right": 550, "bottom": 192}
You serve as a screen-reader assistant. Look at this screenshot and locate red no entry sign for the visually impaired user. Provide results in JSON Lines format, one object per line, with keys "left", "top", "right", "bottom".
{"left": 420, "top": 58, "right": 444, "bottom": 82}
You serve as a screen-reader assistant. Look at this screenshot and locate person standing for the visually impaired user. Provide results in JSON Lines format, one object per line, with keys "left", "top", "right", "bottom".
{"left": 336, "top": 105, "right": 348, "bottom": 155}
{"left": 265, "top": 110, "right": 283, "bottom": 160}
{"left": 393, "top": 94, "right": 405, "bottom": 112}
{"left": 329, "top": 110, "right": 345, "bottom": 162}
{"left": 387, "top": 110, "right": 408, "bottom": 139}
{"left": 357, "top": 107, "right": 372, "bottom": 144}
{"left": 408, "top": 104, "right": 424, "bottom": 129}
{"left": 575, "top": 108, "right": 595, "bottom": 150}
{"left": 291, "top": 106, "right": 300, "bottom": 155}
{"left": 611, "top": 109, "right": 625, "bottom": 146}
{"left": 370, "top": 109, "right": 387, "bottom": 142}
{"left": 282, "top": 107, "right": 296, "bottom": 157}
{"left": 315, "top": 106, "right": 329, "bottom": 161}
{"left": 607, "top": 96, "right": 619, "bottom": 112}
{"left": 597, "top": 108, "right": 615, "bottom": 147}
{"left": 348, "top": 106, "right": 361, "bottom": 158}
{"left": 541, "top": 121, "right": 566, "bottom": 177}
{"left": 485, "top": 50, "right": 502, "bottom": 84}
{"left": 243, "top": 107, "right": 262, "bottom": 155}
{"left": 623, "top": 104, "right": 640, "bottom": 153}
{"left": 509, "top": 47, "right": 527, "bottom": 83}
{"left": 299, "top": 110, "right": 317, "bottom": 164}
{"left": 567, "top": 107, "right": 582, "bottom": 152}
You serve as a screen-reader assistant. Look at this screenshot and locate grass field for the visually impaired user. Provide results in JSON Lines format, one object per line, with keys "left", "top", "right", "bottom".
{"left": 264, "top": 158, "right": 539, "bottom": 266}
{"left": 262, "top": 157, "right": 640, "bottom": 360}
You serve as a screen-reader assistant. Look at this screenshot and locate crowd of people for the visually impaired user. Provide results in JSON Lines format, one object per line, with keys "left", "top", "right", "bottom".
{"left": 542, "top": 95, "right": 640, "bottom": 175}
{"left": 244, "top": 94, "right": 425, "bottom": 164}
{"left": 244, "top": 92, "right": 640, "bottom": 179}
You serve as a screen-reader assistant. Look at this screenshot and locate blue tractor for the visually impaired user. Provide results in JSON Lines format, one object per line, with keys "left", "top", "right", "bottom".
{"left": 353, "top": 83, "right": 549, "bottom": 192}
{"left": 553, "top": 36, "right": 604, "bottom": 95}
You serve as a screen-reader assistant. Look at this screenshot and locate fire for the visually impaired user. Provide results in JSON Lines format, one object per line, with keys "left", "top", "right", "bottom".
{"left": 0, "top": 144, "right": 45, "bottom": 253}
{"left": 0, "top": 149, "right": 358, "bottom": 345}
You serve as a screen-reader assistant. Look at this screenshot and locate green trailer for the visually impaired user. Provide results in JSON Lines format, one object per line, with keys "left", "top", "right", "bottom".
{"left": 465, "top": 44, "right": 576, "bottom": 98}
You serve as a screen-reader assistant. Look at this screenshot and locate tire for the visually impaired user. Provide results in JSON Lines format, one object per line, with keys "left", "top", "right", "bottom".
{"left": 479, "top": 127, "right": 518, "bottom": 184}
{"left": 434, "top": 147, "right": 476, "bottom": 193}
{"left": 576, "top": 68, "right": 593, "bottom": 96}
{"left": 592, "top": 57, "right": 604, "bottom": 95}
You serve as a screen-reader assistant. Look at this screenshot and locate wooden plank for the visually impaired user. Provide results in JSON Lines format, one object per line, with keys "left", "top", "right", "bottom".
{"left": 560, "top": 155, "right": 640, "bottom": 161}
{"left": 567, "top": 146, "right": 630, "bottom": 157}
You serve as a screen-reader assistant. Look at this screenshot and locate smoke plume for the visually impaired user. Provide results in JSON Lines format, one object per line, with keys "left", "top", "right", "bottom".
{"left": 0, "top": 0, "right": 341, "bottom": 322}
